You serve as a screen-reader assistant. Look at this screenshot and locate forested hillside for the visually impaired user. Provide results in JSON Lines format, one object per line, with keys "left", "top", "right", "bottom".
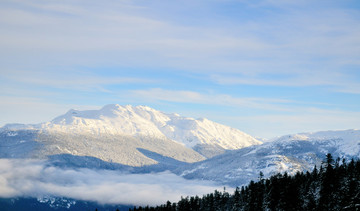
{"left": 131, "top": 154, "right": 360, "bottom": 211}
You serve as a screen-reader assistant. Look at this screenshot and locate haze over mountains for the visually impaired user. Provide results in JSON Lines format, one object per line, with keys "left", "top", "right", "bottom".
{"left": 0, "top": 104, "right": 359, "bottom": 208}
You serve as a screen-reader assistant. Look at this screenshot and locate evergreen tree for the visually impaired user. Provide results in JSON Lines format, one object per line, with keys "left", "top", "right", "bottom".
{"left": 129, "top": 154, "right": 360, "bottom": 211}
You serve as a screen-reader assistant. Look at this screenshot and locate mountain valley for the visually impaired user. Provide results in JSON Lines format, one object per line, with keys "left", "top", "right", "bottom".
{"left": 0, "top": 104, "right": 359, "bottom": 209}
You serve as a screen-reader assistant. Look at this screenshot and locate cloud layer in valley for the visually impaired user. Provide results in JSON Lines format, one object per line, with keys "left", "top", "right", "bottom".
{"left": 0, "top": 159, "right": 223, "bottom": 206}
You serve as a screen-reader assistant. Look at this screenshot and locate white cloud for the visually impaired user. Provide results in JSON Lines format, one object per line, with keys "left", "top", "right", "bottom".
{"left": 211, "top": 71, "right": 360, "bottom": 94}
{"left": 1, "top": 69, "right": 158, "bottom": 92}
{"left": 0, "top": 159, "right": 222, "bottom": 206}
{"left": 0, "top": 0, "right": 359, "bottom": 82}
{"left": 0, "top": 0, "right": 359, "bottom": 138}
{"left": 129, "top": 88, "right": 293, "bottom": 111}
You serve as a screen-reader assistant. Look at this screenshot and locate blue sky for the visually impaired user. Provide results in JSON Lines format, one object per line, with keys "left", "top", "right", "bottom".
{"left": 0, "top": 0, "right": 359, "bottom": 138}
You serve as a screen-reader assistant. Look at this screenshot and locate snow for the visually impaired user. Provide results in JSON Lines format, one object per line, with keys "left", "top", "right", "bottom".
{"left": 0, "top": 104, "right": 262, "bottom": 166}
{"left": 273, "top": 129, "right": 360, "bottom": 156}
{"left": 39, "top": 104, "right": 261, "bottom": 151}
{"left": 1, "top": 123, "right": 39, "bottom": 131}
{"left": 1, "top": 105, "right": 359, "bottom": 187}
{"left": 177, "top": 129, "right": 360, "bottom": 186}
{"left": 37, "top": 196, "right": 76, "bottom": 209}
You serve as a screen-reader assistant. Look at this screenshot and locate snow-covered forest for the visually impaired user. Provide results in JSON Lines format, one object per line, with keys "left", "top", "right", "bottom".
{"left": 131, "top": 154, "right": 360, "bottom": 211}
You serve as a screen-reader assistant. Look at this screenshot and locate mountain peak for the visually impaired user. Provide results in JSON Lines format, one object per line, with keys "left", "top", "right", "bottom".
{"left": 100, "top": 104, "right": 159, "bottom": 115}
{"left": 101, "top": 104, "right": 123, "bottom": 111}
{"left": 3, "top": 104, "right": 262, "bottom": 157}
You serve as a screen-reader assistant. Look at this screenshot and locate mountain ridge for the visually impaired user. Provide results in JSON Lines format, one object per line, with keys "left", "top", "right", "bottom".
{"left": 178, "top": 128, "right": 360, "bottom": 186}
{"left": 1, "top": 105, "right": 359, "bottom": 186}
{"left": 2, "top": 104, "right": 261, "bottom": 156}
{"left": 0, "top": 104, "right": 262, "bottom": 166}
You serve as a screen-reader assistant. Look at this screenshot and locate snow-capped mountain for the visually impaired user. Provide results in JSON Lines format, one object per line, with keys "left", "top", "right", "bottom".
{"left": 178, "top": 129, "right": 360, "bottom": 186}
{"left": 48, "top": 104, "right": 261, "bottom": 151}
{"left": 1, "top": 105, "right": 359, "bottom": 187}
{"left": 272, "top": 129, "right": 360, "bottom": 156}
{"left": 0, "top": 104, "right": 261, "bottom": 166}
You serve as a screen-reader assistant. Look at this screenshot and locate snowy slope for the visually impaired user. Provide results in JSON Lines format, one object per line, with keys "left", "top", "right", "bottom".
{"left": 177, "top": 129, "right": 360, "bottom": 186}
{"left": 2, "top": 105, "right": 358, "bottom": 187}
{"left": 0, "top": 129, "right": 205, "bottom": 166}
{"left": 272, "top": 129, "right": 360, "bottom": 156}
{"left": 2, "top": 104, "right": 260, "bottom": 158}
{"left": 47, "top": 104, "right": 261, "bottom": 151}
{"left": 0, "top": 104, "right": 261, "bottom": 166}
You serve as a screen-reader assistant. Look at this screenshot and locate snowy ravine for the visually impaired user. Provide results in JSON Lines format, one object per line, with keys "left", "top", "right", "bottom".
{"left": 0, "top": 104, "right": 261, "bottom": 166}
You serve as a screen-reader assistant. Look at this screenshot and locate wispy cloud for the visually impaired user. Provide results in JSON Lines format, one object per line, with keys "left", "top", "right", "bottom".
{"left": 1, "top": 0, "right": 358, "bottom": 71}
{"left": 211, "top": 71, "right": 360, "bottom": 94}
{"left": 2, "top": 69, "right": 157, "bottom": 92}
{"left": 0, "top": 159, "right": 222, "bottom": 206}
{"left": 0, "top": 0, "right": 359, "bottom": 137}
{"left": 129, "top": 88, "right": 293, "bottom": 111}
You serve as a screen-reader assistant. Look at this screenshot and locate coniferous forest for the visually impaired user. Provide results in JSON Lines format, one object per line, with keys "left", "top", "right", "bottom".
{"left": 130, "top": 154, "right": 360, "bottom": 211}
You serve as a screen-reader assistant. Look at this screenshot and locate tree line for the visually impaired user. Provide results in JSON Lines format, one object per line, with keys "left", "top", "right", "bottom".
{"left": 129, "top": 154, "right": 360, "bottom": 211}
